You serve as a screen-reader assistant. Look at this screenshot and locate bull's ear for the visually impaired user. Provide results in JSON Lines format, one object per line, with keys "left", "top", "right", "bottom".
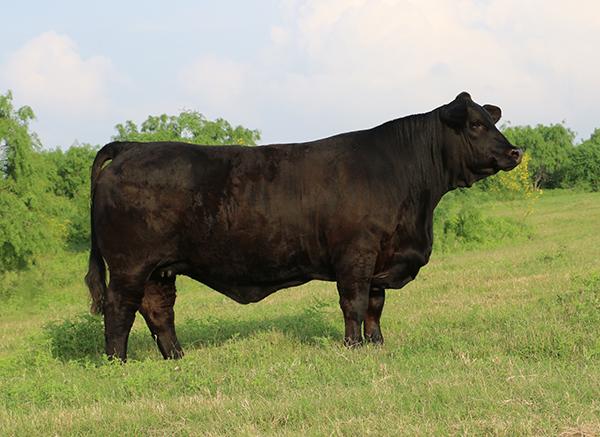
{"left": 483, "top": 104, "right": 502, "bottom": 124}
{"left": 440, "top": 94, "right": 468, "bottom": 128}
{"left": 456, "top": 91, "right": 472, "bottom": 101}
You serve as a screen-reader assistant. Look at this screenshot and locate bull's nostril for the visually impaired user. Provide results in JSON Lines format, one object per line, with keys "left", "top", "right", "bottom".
{"left": 509, "top": 148, "right": 523, "bottom": 161}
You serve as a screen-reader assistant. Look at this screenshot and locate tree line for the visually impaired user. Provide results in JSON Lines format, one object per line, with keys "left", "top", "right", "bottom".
{"left": 503, "top": 123, "right": 600, "bottom": 191}
{"left": 1, "top": 89, "right": 599, "bottom": 276}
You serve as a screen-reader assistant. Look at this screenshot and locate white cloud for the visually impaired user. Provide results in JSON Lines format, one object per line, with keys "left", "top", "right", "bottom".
{"left": 179, "top": 55, "right": 247, "bottom": 110}
{"left": 178, "top": 0, "right": 600, "bottom": 143}
{"left": 270, "top": 26, "right": 290, "bottom": 46}
{"left": 285, "top": 1, "right": 538, "bottom": 108}
{"left": 283, "top": 0, "right": 600, "bottom": 137}
{"left": 6, "top": 3, "right": 597, "bottom": 147}
{"left": 1, "top": 31, "right": 118, "bottom": 117}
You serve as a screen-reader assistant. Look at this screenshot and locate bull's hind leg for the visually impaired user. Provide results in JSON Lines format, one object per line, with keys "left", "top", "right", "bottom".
{"left": 364, "top": 287, "right": 385, "bottom": 344}
{"left": 104, "top": 275, "right": 144, "bottom": 361}
{"left": 140, "top": 277, "right": 183, "bottom": 359}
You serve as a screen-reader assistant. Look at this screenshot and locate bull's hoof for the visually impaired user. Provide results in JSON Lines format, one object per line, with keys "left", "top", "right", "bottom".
{"left": 343, "top": 336, "right": 363, "bottom": 348}
{"left": 106, "top": 354, "right": 127, "bottom": 363}
{"left": 170, "top": 349, "right": 184, "bottom": 360}
{"left": 161, "top": 348, "right": 184, "bottom": 360}
{"left": 365, "top": 333, "right": 384, "bottom": 345}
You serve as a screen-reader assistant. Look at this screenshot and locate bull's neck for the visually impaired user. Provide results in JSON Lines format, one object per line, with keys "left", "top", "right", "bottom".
{"left": 381, "top": 111, "right": 449, "bottom": 209}
{"left": 440, "top": 128, "right": 486, "bottom": 191}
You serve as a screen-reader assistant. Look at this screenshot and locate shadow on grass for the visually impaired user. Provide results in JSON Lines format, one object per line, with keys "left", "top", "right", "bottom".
{"left": 178, "top": 309, "right": 339, "bottom": 350}
{"left": 43, "top": 303, "right": 339, "bottom": 363}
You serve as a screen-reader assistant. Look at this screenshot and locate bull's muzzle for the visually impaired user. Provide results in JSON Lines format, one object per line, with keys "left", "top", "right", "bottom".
{"left": 509, "top": 148, "right": 523, "bottom": 165}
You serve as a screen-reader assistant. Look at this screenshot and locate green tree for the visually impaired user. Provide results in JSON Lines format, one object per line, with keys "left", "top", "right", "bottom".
{"left": 502, "top": 123, "right": 575, "bottom": 189}
{"left": 0, "top": 90, "right": 38, "bottom": 192}
{"left": 113, "top": 110, "right": 260, "bottom": 145}
{"left": 45, "top": 144, "right": 97, "bottom": 199}
{"left": 562, "top": 128, "right": 600, "bottom": 191}
{"left": 42, "top": 144, "right": 98, "bottom": 246}
{"left": 0, "top": 91, "right": 67, "bottom": 272}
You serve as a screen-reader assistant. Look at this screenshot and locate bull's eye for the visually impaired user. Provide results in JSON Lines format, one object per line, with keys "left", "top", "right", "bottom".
{"left": 470, "top": 120, "right": 484, "bottom": 130}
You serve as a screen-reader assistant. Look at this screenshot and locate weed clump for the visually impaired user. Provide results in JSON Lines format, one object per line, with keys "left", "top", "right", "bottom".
{"left": 44, "top": 314, "right": 104, "bottom": 362}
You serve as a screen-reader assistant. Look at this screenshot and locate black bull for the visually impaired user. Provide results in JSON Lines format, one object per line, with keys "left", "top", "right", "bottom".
{"left": 85, "top": 92, "right": 522, "bottom": 360}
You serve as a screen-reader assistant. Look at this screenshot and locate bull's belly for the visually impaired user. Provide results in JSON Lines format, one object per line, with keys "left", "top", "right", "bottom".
{"left": 176, "top": 253, "right": 423, "bottom": 304}
{"left": 189, "top": 268, "right": 334, "bottom": 304}
{"left": 171, "top": 245, "right": 334, "bottom": 303}
{"left": 192, "top": 259, "right": 419, "bottom": 302}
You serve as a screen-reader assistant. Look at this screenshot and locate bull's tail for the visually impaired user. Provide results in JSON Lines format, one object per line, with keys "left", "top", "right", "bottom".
{"left": 85, "top": 141, "right": 137, "bottom": 314}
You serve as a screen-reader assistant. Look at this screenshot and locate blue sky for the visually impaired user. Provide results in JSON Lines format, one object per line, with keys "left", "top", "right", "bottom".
{"left": 2, "top": 1, "right": 599, "bottom": 148}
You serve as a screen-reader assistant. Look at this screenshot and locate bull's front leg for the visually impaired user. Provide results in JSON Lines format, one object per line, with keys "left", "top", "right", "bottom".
{"left": 364, "top": 287, "right": 385, "bottom": 344}
{"left": 335, "top": 248, "right": 377, "bottom": 347}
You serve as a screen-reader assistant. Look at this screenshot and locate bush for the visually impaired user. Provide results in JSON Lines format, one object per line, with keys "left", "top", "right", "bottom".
{"left": 432, "top": 150, "right": 539, "bottom": 253}
{"left": 434, "top": 192, "right": 524, "bottom": 253}
{"left": 479, "top": 153, "right": 541, "bottom": 200}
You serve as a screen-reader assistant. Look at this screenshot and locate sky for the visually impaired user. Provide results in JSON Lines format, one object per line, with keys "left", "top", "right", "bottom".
{"left": 1, "top": 0, "right": 599, "bottom": 148}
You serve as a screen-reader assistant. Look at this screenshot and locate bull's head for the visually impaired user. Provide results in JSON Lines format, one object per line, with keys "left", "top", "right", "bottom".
{"left": 439, "top": 92, "right": 523, "bottom": 188}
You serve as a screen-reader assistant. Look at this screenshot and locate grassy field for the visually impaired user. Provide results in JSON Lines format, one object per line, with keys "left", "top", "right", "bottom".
{"left": 1, "top": 190, "right": 599, "bottom": 436}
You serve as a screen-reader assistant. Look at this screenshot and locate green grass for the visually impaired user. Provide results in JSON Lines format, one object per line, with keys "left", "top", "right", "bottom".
{"left": 1, "top": 190, "right": 600, "bottom": 436}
